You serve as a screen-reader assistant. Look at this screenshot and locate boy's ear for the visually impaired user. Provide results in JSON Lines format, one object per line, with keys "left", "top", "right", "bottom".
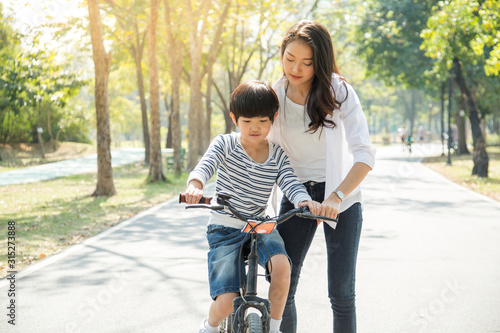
{"left": 273, "top": 112, "right": 278, "bottom": 122}
{"left": 230, "top": 112, "right": 237, "bottom": 125}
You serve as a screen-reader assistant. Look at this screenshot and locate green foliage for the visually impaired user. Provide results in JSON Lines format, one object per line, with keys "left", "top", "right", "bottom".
{"left": 356, "top": 0, "right": 440, "bottom": 90}
{"left": 0, "top": 18, "right": 88, "bottom": 143}
{"left": 480, "top": 0, "right": 500, "bottom": 76}
{"left": 421, "top": 0, "right": 500, "bottom": 77}
{"left": 420, "top": 0, "right": 500, "bottom": 118}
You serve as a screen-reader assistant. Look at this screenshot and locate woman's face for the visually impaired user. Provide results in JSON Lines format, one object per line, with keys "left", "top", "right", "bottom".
{"left": 282, "top": 39, "right": 315, "bottom": 90}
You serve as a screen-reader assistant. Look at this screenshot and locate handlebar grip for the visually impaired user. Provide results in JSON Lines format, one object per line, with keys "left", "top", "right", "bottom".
{"left": 295, "top": 206, "right": 338, "bottom": 222}
{"left": 179, "top": 193, "right": 212, "bottom": 204}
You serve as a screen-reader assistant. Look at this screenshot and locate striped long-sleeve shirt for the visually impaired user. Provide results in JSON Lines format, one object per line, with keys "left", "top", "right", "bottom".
{"left": 188, "top": 132, "right": 312, "bottom": 228}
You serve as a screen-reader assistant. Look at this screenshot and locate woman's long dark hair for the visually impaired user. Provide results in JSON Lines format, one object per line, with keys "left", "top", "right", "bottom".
{"left": 280, "top": 20, "right": 346, "bottom": 133}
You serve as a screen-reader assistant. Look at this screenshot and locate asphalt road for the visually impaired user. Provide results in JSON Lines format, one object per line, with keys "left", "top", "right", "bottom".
{"left": 1, "top": 143, "right": 499, "bottom": 333}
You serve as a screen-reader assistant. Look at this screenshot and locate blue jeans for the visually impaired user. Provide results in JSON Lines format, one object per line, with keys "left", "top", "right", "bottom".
{"left": 206, "top": 224, "right": 289, "bottom": 300}
{"left": 277, "top": 181, "right": 362, "bottom": 333}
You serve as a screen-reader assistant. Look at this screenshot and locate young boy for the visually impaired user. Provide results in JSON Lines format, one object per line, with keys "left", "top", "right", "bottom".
{"left": 183, "top": 80, "right": 321, "bottom": 333}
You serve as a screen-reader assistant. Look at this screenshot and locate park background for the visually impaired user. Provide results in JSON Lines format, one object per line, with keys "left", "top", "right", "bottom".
{"left": 0, "top": 0, "right": 499, "bottom": 277}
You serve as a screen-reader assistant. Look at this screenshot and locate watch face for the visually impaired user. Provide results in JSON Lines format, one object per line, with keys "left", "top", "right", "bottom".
{"left": 336, "top": 191, "right": 345, "bottom": 199}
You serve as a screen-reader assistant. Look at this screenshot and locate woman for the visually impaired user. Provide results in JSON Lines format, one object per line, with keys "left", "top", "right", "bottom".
{"left": 268, "top": 21, "right": 376, "bottom": 332}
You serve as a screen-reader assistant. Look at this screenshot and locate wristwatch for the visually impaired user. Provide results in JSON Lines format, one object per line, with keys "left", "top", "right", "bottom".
{"left": 333, "top": 190, "right": 345, "bottom": 202}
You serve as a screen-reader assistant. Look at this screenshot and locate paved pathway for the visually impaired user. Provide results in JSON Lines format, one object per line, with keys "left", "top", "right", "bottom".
{"left": 0, "top": 148, "right": 172, "bottom": 186}
{"left": 1, "top": 143, "right": 499, "bottom": 333}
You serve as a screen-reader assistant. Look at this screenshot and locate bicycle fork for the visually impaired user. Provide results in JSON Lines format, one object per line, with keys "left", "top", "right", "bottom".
{"left": 231, "top": 233, "right": 271, "bottom": 332}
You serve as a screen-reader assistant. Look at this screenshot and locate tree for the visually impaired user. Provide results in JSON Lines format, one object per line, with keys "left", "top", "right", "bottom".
{"left": 102, "top": 0, "right": 151, "bottom": 164}
{"left": 213, "top": 0, "right": 296, "bottom": 134}
{"left": 88, "top": 0, "right": 116, "bottom": 196}
{"left": 452, "top": 57, "right": 488, "bottom": 176}
{"left": 163, "top": 0, "right": 184, "bottom": 176}
{"left": 421, "top": 0, "right": 497, "bottom": 177}
{"left": 356, "top": 0, "right": 439, "bottom": 90}
{"left": 185, "top": 0, "right": 232, "bottom": 171}
{"left": 355, "top": 0, "right": 440, "bottom": 136}
{"left": 1, "top": 35, "right": 85, "bottom": 155}
{"left": 147, "top": 0, "right": 165, "bottom": 181}
{"left": 29, "top": 44, "right": 85, "bottom": 152}
{"left": 477, "top": 0, "right": 500, "bottom": 76}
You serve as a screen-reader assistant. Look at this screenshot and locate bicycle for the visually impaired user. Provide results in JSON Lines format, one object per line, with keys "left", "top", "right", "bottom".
{"left": 179, "top": 191, "right": 338, "bottom": 333}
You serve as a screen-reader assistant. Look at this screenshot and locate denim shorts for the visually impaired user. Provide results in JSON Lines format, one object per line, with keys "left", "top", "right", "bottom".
{"left": 206, "top": 224, "right": 289, "bottom": 300}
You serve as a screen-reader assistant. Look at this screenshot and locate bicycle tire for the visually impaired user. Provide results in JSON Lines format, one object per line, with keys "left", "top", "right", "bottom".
{"left": 245, "top": 313, "right": 262, "bottom": 333}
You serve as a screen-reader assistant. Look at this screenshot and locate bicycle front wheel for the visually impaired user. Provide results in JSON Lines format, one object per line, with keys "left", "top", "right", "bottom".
{"left": 244, "top": 313, "right": 262, "bottom": 333}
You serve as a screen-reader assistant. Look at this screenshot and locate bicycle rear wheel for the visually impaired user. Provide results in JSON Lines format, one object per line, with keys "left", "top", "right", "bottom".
{"left": 244, "top": 313, "right": 262, "bottom": 333}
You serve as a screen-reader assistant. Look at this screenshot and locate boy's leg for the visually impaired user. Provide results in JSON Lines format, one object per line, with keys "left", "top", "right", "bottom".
{"left": 207, "top": 292, "right": 239, "bottom": 327}
{"left": 267, "top": 254, "right": 291, "bottom": 319}
{"left": 205, "top": 225, "right": 247, "bottom": 328}
{"left": 256, "top": 226, "right": 293, "bottom": 332}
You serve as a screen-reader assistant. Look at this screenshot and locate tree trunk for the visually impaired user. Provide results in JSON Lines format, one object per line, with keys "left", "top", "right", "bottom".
{"left": 428, "top": 103, "right": 432, "bottom": 141}
{"left": 187, "top": 72, "right": 204, "bottom": 170}
{"left": 205, "top": 67, "right": 214, "bottom": 146}
{"left": 37, "top": 101, "right": 45, "bottom": 159}
{"left": 214, "top": 79, "right": 233, "bottom": 134}
{"left": 147, "top": 0, "right": 165, "bottom": 182}
{"left": 456, "top": 114, "right": 469, "bottom": 155}
{"left": 409, "top": 90, "right": 416, "bottom": 138}
{"left": 164, "top": 0, "right": 183, "bottom": 176}
{"left": 88, "top": 0, "right": 116, "bottom": 196}
{"left": 165, "top": 95, "right": 172, "bottom": 149}
{"left": 456, "top": 101, "right": 469, "bottom": 155}
{"left": 46, "top": 106, "right": 57, "bottom": 151}
{"left": 185, "top": 0, "right": 231, "bottom": 170}
{"left": 440, "top": 82, "right": 446, "bottom": 154}
{"left": 170, "top": 84, "right": 182, "bottom": 176}
{"left": 131, "top": 20, "right": 150, "bottom": 165}
{"left": 452, "top": 57, "right": 489, "bottom": 177}
{"left": 186, "top": 0, "right": 206, "bottom": 171}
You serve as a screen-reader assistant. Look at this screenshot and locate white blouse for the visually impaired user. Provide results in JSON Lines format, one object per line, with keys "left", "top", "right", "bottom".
{"left": 268, "top": 73, "right": 376, "bottom": 221}
{"left": 280, "top": 97, "right": 327, "bottom": 183}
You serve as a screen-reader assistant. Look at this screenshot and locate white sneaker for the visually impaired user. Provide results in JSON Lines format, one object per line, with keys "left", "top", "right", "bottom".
{"left": 198, "top": 318, "right": 208, "bottom": 333}
{"left": 199, "top": 318, "right": 219, "bottom": 333}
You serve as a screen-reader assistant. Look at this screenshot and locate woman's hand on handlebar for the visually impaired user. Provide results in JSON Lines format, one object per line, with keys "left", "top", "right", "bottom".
{"left": 184, "top": 180, "right": 204, "bottom": 204}
{"left": 298, "top": 200, "right": 322, "bottom": 216}
{"left": 320, "top": 194, "right": 341, "bottom": 220}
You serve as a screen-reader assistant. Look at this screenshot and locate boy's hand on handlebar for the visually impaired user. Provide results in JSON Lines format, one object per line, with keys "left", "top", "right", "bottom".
{"left": 298, "top": 200, "right": 322, "bottom": 216}
{"left": 184, "top": 180, "right": 204, "bottom": 204}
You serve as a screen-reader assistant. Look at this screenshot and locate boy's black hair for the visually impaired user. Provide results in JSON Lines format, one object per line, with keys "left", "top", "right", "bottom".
{"left": 230, "top": 80, "right": 279, "bottom": 122}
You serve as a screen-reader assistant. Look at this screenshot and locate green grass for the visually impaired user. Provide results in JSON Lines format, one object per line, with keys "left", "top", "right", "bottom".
{"left": 423, "top": 146, "right": 500, "bottom": 202}
{"left": 0, "top": 164, "right": 188, "bottom": 278}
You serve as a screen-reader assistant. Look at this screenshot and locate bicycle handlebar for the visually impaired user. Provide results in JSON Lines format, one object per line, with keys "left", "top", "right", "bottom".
{"left": 178, "top": 192, "right": 338, "bottom": 224}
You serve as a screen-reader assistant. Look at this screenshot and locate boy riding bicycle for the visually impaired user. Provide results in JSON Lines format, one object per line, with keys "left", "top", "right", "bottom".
{"left": 183, "top": 80, "right": 321, "bottom": 333}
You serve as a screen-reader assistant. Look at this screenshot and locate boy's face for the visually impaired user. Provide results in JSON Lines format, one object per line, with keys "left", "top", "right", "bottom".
{"left": 230, "top": 113, "right": 277, "bottom": 145}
